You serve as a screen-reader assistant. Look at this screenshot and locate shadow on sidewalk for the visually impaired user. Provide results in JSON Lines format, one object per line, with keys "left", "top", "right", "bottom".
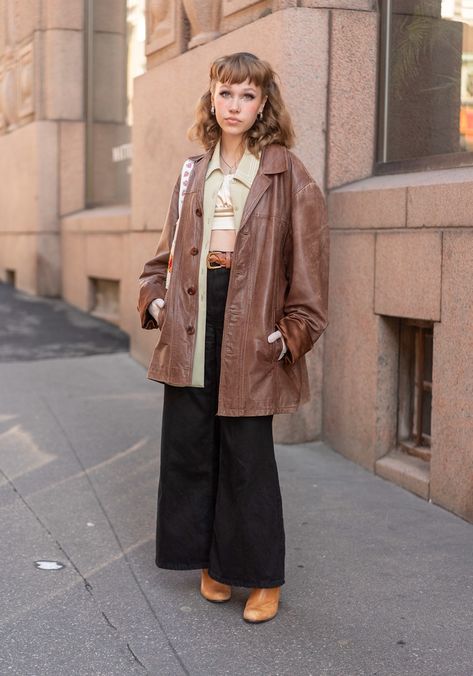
{"left": 0, "top": 282, "right": 129, "bottom": 362}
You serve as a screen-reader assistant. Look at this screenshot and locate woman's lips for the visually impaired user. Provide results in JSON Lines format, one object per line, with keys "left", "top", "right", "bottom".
{"left": 225, "top": 118, "right": 241, "bottom": 124}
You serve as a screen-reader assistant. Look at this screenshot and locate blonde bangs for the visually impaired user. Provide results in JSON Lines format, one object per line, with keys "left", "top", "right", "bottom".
{"left": 210, "top": 54, "right": 269, "bottom": 90}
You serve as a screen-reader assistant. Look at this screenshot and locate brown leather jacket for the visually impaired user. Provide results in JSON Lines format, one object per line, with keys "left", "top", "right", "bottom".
{"left": 138, "top": 142, "right": 329, "bottom": 416}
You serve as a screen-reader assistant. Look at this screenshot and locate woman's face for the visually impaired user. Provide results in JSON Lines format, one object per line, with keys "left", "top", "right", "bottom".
{"left": 212, "top": 79, "right": 267, "bottom": 139}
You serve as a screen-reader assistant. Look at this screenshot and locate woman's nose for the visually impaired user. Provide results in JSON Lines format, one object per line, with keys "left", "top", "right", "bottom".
{"left": 229, "top": 97, "right": 240, "bottom": 111}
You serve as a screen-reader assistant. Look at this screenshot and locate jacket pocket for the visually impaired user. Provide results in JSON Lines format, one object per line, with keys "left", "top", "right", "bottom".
{"left": 267, "top": 325, "right": 282, "bottom": 363}
{"left": 157, "top": 303, "right": 168, "bottom": 331}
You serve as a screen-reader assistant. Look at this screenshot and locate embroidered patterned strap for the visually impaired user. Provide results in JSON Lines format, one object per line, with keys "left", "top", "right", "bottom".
{"left": 165, "top": 158, "right": 195, "bottom": 290}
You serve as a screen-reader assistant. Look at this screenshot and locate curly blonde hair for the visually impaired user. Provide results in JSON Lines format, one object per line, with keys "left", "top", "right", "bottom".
{"left": 187, "top": 52, "right": 295, "bottom": 156}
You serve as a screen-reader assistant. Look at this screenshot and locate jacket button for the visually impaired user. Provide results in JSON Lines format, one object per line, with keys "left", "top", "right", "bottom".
{"left": 190, "top": 246, "right": 198, "bottom": 255}
{"left": 186, "top": 326, "right": 195, "bottom": 335}
{"left": 187, "top": 286, "right": 196, "bottom": 295}
{"left": 195, "top": 207, "right": 202, "bottom": 217}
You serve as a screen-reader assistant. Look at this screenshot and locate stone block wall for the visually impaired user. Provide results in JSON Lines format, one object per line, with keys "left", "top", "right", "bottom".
{"left": 0, "top": 0, "right": 86, "bottom": 295}
{"left": 326, "top": 169, "right": 473, "bottom": 522}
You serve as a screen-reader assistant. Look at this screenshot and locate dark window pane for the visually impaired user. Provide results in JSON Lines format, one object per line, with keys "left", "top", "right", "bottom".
{"left": 424, "top": 330, "right": 433, "bottom": 381}
{"left": 422, "top": 388, "right": 432, "bottom": 437}
{"left": 382, "top": 1, "right": 473, "bottom": 163}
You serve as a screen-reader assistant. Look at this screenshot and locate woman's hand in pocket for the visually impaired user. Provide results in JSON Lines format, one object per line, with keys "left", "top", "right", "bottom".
{"left": 267, "top": 329, "right": 287, "bottom": 360}
{"left": 149, "top": 298, "right": 166, "bottom": 324}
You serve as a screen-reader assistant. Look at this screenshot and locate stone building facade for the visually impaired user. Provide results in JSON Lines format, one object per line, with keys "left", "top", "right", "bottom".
{"left": 1, "top": 0, "right": 473, "bottom": 523}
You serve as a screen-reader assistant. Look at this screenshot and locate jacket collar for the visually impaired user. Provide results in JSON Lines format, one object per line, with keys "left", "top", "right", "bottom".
{"left": 259, "top": 142, "right": 288, "bottom": 174}
{"left": 204, "top": 138, "right": 260, "bottom": 188}
{"left": 191, "top": 140, "right": 288, "bottom": 176}
{"left": 189, "top": 141, "right": 288, "bottom": 214}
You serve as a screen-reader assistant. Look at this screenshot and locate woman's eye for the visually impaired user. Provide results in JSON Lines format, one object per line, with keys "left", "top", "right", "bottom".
{"left": 218, "top": 91, "right": 255, "bottom": 100}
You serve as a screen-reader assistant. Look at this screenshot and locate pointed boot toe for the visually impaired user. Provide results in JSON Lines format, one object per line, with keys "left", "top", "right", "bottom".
{"left": 200, "top": 569, "right": 231, "bottom": 603}
{"left": 243, "top": 587, "right": 280, "bottom": 623}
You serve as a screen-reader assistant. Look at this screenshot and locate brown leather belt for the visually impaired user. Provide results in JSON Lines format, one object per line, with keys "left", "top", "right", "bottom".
{"left": 207, "top": 250, "right": 233, "bottom": 269}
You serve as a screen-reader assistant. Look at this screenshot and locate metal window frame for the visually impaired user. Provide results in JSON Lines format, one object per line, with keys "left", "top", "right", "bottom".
{"left": 398, "top": 319, "right": 433, "bottom": 462}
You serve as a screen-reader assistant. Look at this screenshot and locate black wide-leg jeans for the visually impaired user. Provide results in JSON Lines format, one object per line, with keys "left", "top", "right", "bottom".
{"left": 156, "top": 266, "right": 286, "bottom": 588}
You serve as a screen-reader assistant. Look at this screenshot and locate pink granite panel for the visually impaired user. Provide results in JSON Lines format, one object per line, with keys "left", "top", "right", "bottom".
{"left": 374, "top": 231, "right": 442, "bottom": 321}
{"left": 329, "top": 187, "right": 407, "bottom": 229}
{"left": 327, "top": 10, "right": 378, "bottom": 188}
{"left": 407, "top": 182, "right": 473, "bottom": 228}
{"left": 43, "top": 0, "right": 83, "bottom": 30}
{"left": 323, "top": 232, "right": 378, "bottom": 466}
{"left": 430, "top": 231, "right": 473, "bottom": 522}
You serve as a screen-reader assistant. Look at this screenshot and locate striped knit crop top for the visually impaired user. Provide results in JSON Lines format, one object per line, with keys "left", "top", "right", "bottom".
{"left": 211, "top": 173, "right": 235, "bottom": 231}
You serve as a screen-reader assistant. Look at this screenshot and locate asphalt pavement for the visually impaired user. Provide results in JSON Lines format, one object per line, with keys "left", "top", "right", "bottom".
{"left": 0, "top": 282, "right": 472, "bottom": 676}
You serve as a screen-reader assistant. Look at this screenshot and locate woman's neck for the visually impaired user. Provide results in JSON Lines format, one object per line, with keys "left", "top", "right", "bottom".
{"left": 219, "top": 134, "right": 246, "bottom": 166}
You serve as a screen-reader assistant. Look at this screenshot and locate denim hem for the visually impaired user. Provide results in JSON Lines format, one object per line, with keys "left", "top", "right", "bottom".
{"left": 156, "top": 561, "right": 209, "bottom": 571}
{"left": 207, "top": 569, "right": 285, "bottom": 589}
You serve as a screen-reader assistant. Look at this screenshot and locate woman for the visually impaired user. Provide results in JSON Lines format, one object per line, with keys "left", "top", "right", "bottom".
{"left": 138, "top": 52, "right": 329, "bottom": 624}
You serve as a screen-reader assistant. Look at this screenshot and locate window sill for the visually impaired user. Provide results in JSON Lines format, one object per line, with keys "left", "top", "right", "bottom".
{"left": 375, "top": 447, "right": 430, "bottom": 500}
{"left": 328, "top": 164, "right": 473, "bottom": 230}
{"left": 62, "top": 205, "right": 131, "bottom": 233}
{"left": 399, "top": 440, "right": 431, "bottom": 463}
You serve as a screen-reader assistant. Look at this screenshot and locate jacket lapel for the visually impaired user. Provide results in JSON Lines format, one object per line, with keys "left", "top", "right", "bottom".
{"left": 240, "top": 143, "right": 288, "bottom": 229}
{"left": 190, "top": 141, "right": 288, "bottom": 224}
{"left": 240, "top": 173, "right": 272, "bottom": 229}
{"left": 190, "top": 147, "right": 213, "bottom": 211}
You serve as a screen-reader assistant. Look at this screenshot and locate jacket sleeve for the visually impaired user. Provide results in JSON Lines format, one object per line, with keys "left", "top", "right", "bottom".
{"left": 276, "top": 180, "right": 330, "bottom": 364}
{"left": 137, "top": 173, "right": 181, "bottom": 330}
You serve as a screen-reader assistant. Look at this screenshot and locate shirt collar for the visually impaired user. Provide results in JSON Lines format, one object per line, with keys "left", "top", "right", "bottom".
{"left": 205, "top": 139, "right": 222, "bottom": 179}
{"left": 205, "top": 138, "right": 261, "bottom": 188}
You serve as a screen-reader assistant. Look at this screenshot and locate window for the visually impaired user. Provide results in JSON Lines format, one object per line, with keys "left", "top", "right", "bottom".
{"left": 89, "top": 278, "right": 120, "bottom": 325}
{"left": 5, "top": 270, "right": 15, "bottom": 286}
{"left": 398, "top": 319, "right": 433, "bottom": 461}
{"left": 377, "top": 0, "right": 473, "bottom": 174}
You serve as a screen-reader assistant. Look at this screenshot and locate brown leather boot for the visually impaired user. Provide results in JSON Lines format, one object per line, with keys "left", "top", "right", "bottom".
{"left": 243, "top": 587, "right": 280, "bottom": 623}
{"left": 200, "top": 569, "right": 232, "bottom": 603}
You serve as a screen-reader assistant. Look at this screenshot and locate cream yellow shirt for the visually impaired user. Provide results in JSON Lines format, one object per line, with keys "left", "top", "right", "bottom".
{"left": 190, "top": 139, "right": 261, "bottom": 387}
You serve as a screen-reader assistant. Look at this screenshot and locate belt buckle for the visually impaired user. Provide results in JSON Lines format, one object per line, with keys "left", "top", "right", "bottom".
{"left": 207, "top": 254, "right": 223, "bottom": 269}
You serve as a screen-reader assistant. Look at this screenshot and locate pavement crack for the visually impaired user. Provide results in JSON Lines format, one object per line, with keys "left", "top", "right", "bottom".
{"left": 42, "top": 396, "right": 191, "bottom": 676}
{"left": 101, "top": 611, "right": 117, "bottom": 631}
{"left": 127, "top": 643, "right": 148, "bottom": 673}
{"left": 0, "top": 464, "right": 154, "bottom": 673}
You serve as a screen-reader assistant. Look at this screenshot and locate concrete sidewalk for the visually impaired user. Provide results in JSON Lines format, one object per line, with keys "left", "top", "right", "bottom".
{"left": 0, "top": 284, "right": 472, "bottom": 675}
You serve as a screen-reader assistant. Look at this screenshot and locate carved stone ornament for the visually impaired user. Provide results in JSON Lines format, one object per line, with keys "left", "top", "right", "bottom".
{"left": 182, "top": 0, "right": 221, "bottom": 49}
{"left": 1, "top": 55, "right": 19, "bottom": 132}
{"left": 0, "top": 40, "right": 35, "bottom": 133}
{"left": 18, "top": 43, "right": 34, "bottom": 121}
{"left": 146, "top": 0, "right": 176, "bottom": 55}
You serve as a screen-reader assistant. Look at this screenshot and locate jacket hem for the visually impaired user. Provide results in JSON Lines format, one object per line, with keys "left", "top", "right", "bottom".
{"left": 147, "top": 369, "right": 194, "bottom": 386}
{"left": 216, "top": 402, "right": 303, "bottom": 416}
